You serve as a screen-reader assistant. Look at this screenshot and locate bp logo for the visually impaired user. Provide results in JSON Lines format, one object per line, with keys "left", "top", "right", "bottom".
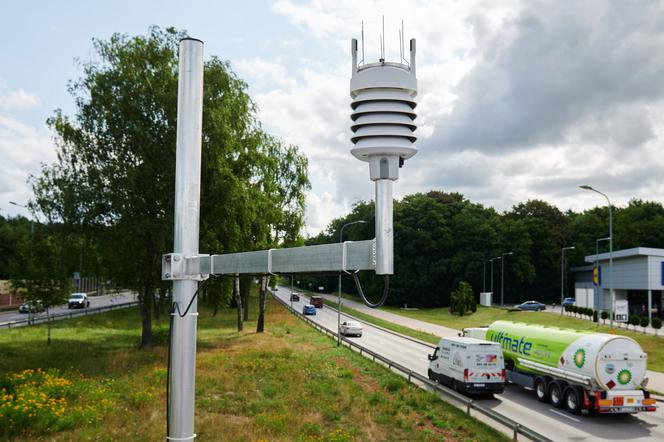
{"left": 617, "top": 369, "right": 632, "bottom": 385}
{"left": 573, "top": 349, "right": 586, "bottom": 368}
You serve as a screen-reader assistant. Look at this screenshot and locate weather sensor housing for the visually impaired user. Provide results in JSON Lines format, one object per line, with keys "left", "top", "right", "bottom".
{"left": 350, "top": 35, "right": 417, "bottom": 274}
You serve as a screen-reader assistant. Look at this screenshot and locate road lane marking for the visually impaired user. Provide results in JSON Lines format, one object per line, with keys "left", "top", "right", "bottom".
{"left": 549, "top": 409, "right": 580, "bottom": 422}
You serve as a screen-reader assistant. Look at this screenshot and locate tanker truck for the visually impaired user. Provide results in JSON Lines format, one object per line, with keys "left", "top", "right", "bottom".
{"left": 463, "top": 321, "right": 657, "bottom": 415}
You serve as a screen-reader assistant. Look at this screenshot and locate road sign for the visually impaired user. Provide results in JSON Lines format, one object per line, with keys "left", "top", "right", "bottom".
{"left": 615, "top": 300, "right": 628, "bottom": 323}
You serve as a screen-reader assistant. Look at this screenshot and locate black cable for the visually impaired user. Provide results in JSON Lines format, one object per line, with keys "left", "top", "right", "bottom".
{"left": 352, "top": 273, "right": 389, "bottom": 308}
{"left": 166, "top": 278, "right": 211, "bottom": 439}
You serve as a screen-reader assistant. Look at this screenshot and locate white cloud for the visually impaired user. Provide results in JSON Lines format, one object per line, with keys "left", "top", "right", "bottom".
{"left": 0, "top": 89, "right": 39, "bottom": 110}
{"left": 0, "top": 115, "right": 56, "bottom": 216}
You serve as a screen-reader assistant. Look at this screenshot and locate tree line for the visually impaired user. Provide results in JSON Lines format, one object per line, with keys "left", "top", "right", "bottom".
{"left": 297, "top": 191, "right": 664, "bottom": 308}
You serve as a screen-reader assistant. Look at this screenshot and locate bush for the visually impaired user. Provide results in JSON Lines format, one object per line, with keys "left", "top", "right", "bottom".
{"left": 640, "top": 316, "right": 649, "bottom": 333}
{"left": 586, "top": 308, "right": 593, "bottom": 318}
{"left": 601, "top": 311, "right": 609, "bottom": 323}
{"left": 593, "top": 310, "right": 598, "bottom": 323}
{"left": 564, "top": 304, "right": 570, "bottom": 313}
{"left": 568, "top": 305, "right": 577, "bottom": 316}
{"left": 652, "top": 317, "right": 662, "bottom": 335}
{"left": 629, "top": 315, "right": 641, "bottom": 330}
{"left": 450, "top": 281, "right": 475, "bottom": 317}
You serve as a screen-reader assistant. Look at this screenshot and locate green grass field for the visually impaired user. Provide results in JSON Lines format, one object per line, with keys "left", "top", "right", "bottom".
{"left": 0, "top": 294, "right": 507, "bottom": 441}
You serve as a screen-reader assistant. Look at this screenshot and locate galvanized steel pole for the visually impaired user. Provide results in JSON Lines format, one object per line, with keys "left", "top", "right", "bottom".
{"left": 169, "top": 38, "right": 204, "bottom": 441}
{"left": 560, "top": 246, "right": 574, "bottom": 315}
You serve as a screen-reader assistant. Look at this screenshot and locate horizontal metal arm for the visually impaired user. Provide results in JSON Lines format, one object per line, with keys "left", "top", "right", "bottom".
{"left": 162, "top": 239, "right": 376, "bottom": 280}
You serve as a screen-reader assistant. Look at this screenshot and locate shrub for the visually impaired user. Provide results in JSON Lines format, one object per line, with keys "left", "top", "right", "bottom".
{"left": 593, "top": 310, "right": 598, "bottom": 323}
{"left": 601, "top": 311, "right": 609, "bottom": 324}
{"left": 450, "top": 281, "right": 475, "bottom": 317}
{"left": 652, "top": 317, "right": 662, "bottom": 336}
{"left": 640, "top": 316, "right": 649, "bottom": 333}
{"left": 564, "top": 304, "right": 570, "bottom": 313}
{"left": 629, "top": 315, "right": 641, "bottom": 331}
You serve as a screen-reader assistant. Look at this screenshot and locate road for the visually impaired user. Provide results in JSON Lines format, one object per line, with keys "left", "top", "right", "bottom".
{"left": 275, "top": 287, "right": 664, "bottom": 442}
{"left": 0, "top": 291, "right": 136, "bottom": 326}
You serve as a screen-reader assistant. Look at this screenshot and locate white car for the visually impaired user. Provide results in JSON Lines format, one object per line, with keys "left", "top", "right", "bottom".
{"left": 68, "top": 293, "right": 90, "bottom": 309}
{"left": 340, "top": 320, "right": 363, "bottom": 337}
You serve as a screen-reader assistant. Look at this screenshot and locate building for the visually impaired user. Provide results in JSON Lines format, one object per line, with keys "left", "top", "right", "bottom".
{"left": 571, "top": 247, "right": 664, "bottom": 322}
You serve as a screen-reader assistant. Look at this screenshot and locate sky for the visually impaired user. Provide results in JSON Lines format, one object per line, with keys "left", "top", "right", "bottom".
{"left": 1, "top": 0, "right": 664, "bottom": 236}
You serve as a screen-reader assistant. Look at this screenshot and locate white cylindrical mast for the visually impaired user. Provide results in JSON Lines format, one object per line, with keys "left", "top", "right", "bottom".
{"left": 169, "top": 37, "right": 204, "bottom": 441}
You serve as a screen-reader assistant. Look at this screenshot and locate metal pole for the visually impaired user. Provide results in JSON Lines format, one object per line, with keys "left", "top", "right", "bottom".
{"left": 338, "top": 272, "right": 342, "bottom": 346}
{"left": 609, "top": 201, "right": 614, "bottom": 329}
{"left": 560, "top": 246, "right": 574, "bottom": 315}
{"left": 169, "top": 38, "right": 204, "bottom": 442}
{"left": 595, "top": 237, "right": 610, "bottom": 313}
{"left": 483, "top": 260, "right": 486, "bottom": 293}
{"left": 501, "top": 253, "right": 513, "bottom": 307}
{"left": 290, "top": 275, "right": 293, "bottom": 310}
{"left": 375, "top": 179, "right": 393, "bottom": 275}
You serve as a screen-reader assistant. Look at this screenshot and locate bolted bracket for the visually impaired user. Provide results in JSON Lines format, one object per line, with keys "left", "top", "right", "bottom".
{"left": 162, "top": 253, "right": 210, "bottom": 281}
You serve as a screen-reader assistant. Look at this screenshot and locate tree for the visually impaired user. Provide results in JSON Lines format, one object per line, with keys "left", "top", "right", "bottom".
{"left": 32, "top": 27, "right": 309, "bottom": 347}
{"left": 629, "top": 315, "right": 640, "bottom": 331}
{"left": 652, "top": 317, "right": 662, "bottom": 336}
{"left": 257, "top": 276, "right": 267, "bottom": 333}
{"left": 450, "top": 281, "right": 475, "bottom": 316}
{"left": 601, "top": 310, "right": 609, "bottom": 324}
{"left": 640, "top": 316, "right": 649, "bottom": 333}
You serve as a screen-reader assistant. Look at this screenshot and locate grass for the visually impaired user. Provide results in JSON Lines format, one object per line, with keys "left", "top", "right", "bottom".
{"left": 0, "top": 293, "right": 507, "bottom": 441}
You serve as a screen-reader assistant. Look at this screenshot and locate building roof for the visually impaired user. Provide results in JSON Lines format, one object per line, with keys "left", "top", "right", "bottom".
{"left": 584, "top": 247, "right": 664, "bottom": 263}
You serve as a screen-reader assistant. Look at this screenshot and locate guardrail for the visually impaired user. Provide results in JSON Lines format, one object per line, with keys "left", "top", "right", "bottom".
{"left": 0, "top": 300, "right": 139, "bottom": 329}
{"left": 272, "top": 292, "right": 552, "bottom": 442}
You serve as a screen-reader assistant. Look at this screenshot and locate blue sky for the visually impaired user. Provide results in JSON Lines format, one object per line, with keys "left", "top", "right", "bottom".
{"left": 2, "top": 1, "right": 664, "bottom": 235}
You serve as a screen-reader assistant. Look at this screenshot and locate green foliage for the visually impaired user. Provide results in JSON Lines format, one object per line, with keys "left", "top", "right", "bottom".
{"left": 450, "top": 281, "right": 475, "bottom": 316}
{"left": 652, "top": 317, "right": 662, "bottom": 335}
{"left": 601, "top": 311, "right": 609, "bottom": 322}
{"left": 640, "top": 316, "right": 649, "bottom": 331}
{"left": 31, "top": 27, "right": 309, "bottom": 345}
{"left": 593, "top": 310, "right": 598, "bottom": 322}
{"left": 629, "top": 315, "right": 641, "bottom": 330}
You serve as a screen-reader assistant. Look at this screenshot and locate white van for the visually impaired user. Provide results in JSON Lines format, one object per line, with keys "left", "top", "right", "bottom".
{"left": 427, "top": 337, "right": 505, "bottom": 395}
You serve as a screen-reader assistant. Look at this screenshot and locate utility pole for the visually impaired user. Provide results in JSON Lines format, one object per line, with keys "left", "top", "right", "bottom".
{"left": 338, "top": 220, "right": 368, "bottom": 345}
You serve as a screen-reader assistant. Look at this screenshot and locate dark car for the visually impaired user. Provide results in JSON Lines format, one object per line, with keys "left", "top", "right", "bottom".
{"left": 516, "top": 301, "right": 546, "bottom": 311}
{"left": 562, "top": 297, "right": 575, "bottom": 306}
{"left": 18, "top": 300, "right": 44, "bottom": 314}
{"left": 290, "top": 292, "right": 300, "bottom": 302}
{"left": 302, "top": 304, "right": 316, "bottom": 315}
{"left": 68, "top": 293, "right": 90, "bottom": 309}
{"left": 310, "top": 296, "right": 324, "bottom": 308}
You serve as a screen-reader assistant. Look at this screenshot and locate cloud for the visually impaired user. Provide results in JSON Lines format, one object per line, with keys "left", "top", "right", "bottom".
{"left": 0, "top": 115, "right": 55, "bottom": 215}
{"left": 0, "top": 89, "right": 40, "bottom": 110}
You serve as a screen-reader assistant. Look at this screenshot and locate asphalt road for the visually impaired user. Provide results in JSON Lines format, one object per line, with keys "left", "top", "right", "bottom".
{"left": 275, "top": 287, "right": 664, "bottom": 442}
{"left": 0, "top": 291, "right": 136, "bottom": 326}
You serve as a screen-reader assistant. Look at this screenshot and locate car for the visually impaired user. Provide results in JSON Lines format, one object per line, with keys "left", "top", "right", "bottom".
{"left": 310, "top": 296, "right": 324, "bottom": 308}
{"left": 18, "top": 300, "right": 44, "bottom": 314}
{"left": 68, "top": 293, "right": 90, "bottom": 309}
{"left": 302, "top": 304, "right": 316, "bottom": 315}
{"left": 340, "top": 320, "right": 363, "bottom": 337}
{"left": 562, "top": 297, "right": 575, "bottom": 306}
{"left": 515, "top": 300, "right": 546, "bottom": 311}
{"left": 290, "top": 292, "right": 300, "bottom": 302}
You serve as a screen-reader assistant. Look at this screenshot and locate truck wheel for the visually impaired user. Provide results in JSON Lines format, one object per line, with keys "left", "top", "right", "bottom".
{"left": 564, "top": 386, "right": 583, "bottom": 415}
{"left": 549, "top": 381, "right": 566, "bottom": 408}
{"left": 535, "top": 377, "right": 548, "bottom": 402}
{"left": 428, "top": 369, "right": 435, "bottom": 381}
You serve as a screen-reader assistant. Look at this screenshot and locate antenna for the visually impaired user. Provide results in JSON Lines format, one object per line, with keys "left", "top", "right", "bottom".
{"left": 401, "top": 20, "right": 409, "bottom": 67}
{"left": 381, "top": 15, "right": 385, "bottom": 61}
{"left": 360, "top": 21, "right": 365, "bottom": 66}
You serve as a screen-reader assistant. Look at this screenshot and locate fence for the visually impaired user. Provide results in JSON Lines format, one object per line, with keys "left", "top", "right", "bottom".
{"left": 271, "top": 293, "right": 552, "bottom": 442}
{"left": 0, "top": 300, "right": 138, "bottom": 329}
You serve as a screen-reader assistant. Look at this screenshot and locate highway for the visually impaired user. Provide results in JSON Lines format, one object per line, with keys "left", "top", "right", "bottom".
{"left": 274, "top": 287, "right": 664, "bottom": 442}
{"left": 0, "top": 292, "right": 136, "bottom": 327}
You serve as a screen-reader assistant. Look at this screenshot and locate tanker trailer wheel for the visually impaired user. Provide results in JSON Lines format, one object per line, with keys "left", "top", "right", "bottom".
{"left": 535, "top": 377, "right": 549, "bottom": 402}
{"left": 564, "top": 386, "right": 584, "bottom": 415}
{"left": 549, "top": 381, "right": 567, "bottom": 408}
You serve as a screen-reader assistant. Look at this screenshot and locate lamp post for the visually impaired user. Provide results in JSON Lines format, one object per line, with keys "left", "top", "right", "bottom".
{"left": 594, "top": 237, "right": 610, "bottom": 312}
{"left": 9, "top": 201, "right": 33, "bottom": 237}
{"left": 501, "top": 252, "right": 513, "bottom": 307}
{"left": 338, "top": 220, "right": 368, "bottom": 345}
{"left": 489, "top": 257, "right": 501, "bottom": 296}
{"left": 581, "top": 185, "right": 614, "bottom": 328}
{"left": 560, "top": 246, "right": 575, "bottom": 315}
{"left": 483, "top": 259, "right": 488, "bottom": 293}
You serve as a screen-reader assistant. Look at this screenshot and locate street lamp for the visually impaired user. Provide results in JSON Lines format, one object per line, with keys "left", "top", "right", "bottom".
{"left": 501, "top": 252, "right": 513, "bottom": 307}
{"left": 595, "top": 237, "right": 611, "bottom": 313}
{"left": 9, "top": 201, "right": 33, "bottom": 237}
{"left": 489, "top": 257, "right": 501, "bottom": 296}
{"left": 338, "top": 220, "right": 369, "bottom": 345}
{"left": 560, "top": 246, "right": 575, "bottom": 315}
{"left": 581, "top": 185, "right": 614, "bottom": 328}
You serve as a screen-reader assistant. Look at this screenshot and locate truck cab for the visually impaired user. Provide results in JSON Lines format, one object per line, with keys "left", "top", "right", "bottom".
{"left": 427, "top": 337, "right": 505, "bottom": 395}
